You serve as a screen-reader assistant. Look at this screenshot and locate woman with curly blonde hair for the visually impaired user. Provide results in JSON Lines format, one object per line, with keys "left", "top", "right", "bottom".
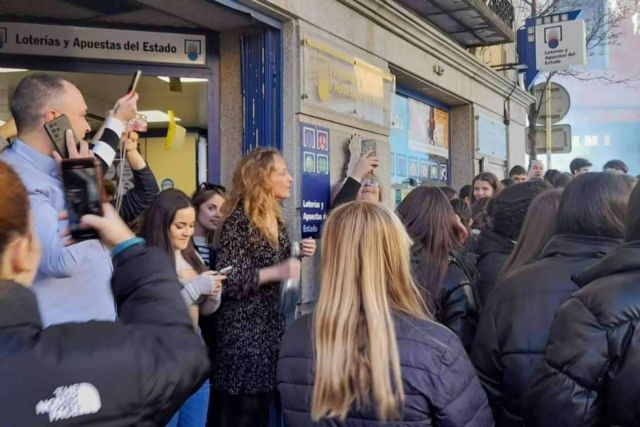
{"left": 208, "top": 147, "right": 315, "bottom": 427}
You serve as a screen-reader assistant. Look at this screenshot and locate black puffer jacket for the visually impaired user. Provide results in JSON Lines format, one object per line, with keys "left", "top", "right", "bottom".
{"left": 277, "top": 313, "right": 493, "bottom": 426}
{"left": 526, "top": 240, "right": 640, "bottom": 426}
{"left": 474, "top": 230, "right": 514, "bottom": 310}
{"left": 0, "top": 244, "right": 209, "bottom": 426}
{"left": 470, "top": 234, "right": 620, "bottom": 426}
{"left": 412, "top": 252, "right": 479, "bottom": 353}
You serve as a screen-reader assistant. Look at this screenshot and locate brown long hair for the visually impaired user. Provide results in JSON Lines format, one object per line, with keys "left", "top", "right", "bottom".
{"left": 0, "top": 161, "right": 30, "bottom": 260}
{"left": 141, "top": 189, "right": 206, "bottom": 274}
{"left": 220, "top": 148, "right": 283, "bottom": 247}
{"left": 471, "top": 172, "right": 502, "bottom": 203}
{"left": 396, "top": 186, "right": 464, "bottom": 300}
{"left": 555, "top": 172, "right": 634, "bottom": 239}
{"left": 312, "top": 201, "right": 428, "bottom": 422}
{"left": 191, "top": 183, "right": 226, "bottom": 244}
{"left": 499, "top": 190, "right": 562, "bottom": 282}
{"left": 626, "top": 183, "right": 640, "bottom": 241}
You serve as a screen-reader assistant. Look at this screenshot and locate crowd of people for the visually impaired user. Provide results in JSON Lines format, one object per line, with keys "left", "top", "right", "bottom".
{"left": 3, "top": 72, "right": 640, "bottom": 427}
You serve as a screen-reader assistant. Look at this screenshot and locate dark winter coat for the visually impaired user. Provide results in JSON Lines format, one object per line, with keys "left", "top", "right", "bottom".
{"left": 470, "top": 234, "right": 620, "bottom": 426}
{"left": 277, "top": 313, "right": 494, "bottom": 426}
{"left": 411, "top": 252, "right": 479, "bottom": 353}
{"left": 211, "top": 207, "right": 291, "bottom": 394}
{"left": 0, "top": 244, "right": 209, "bottom": 426}
{"left": 474, "top": 230, "right": 515, "bottom": 310}
{"left": 526, "top": 240, "right": 640, "bottom": 427}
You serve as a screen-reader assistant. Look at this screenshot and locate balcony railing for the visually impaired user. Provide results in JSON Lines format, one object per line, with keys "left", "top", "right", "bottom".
{"left": 397, "top": 0, "right": 516, "bottom": 47}
{"left": 488, "top": 0, "right": 515, "bottom": 29}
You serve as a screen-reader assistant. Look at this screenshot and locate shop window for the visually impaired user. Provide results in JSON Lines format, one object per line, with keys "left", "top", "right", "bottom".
{"left": 390, "top": 91, "right": 451, "bottom": 205}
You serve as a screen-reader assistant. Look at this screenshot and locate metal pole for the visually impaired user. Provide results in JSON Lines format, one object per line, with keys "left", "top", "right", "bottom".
{"left": 546, "top": 81, "right": 552, "bottom": 169}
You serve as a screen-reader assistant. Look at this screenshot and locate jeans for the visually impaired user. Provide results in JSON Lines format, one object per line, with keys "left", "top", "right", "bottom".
{"left": 167, "top": 380, "right": 209, "bottom": 427}
{"left": 208, "top": 389, "right": 281, "bottom": 427}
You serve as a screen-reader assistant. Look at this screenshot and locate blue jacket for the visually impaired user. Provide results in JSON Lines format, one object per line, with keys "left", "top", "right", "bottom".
{"left": 277, "top": 313, "right": 493, "bottom": 426}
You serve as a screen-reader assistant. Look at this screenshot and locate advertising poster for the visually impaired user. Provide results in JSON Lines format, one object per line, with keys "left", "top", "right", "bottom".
{"left": 408, "top": 157, "right": 419, "bottom": 179}
{"left": 390, "top": 93, "right": 451, "bottom": 204}
{"left": 301, "top": 123, "right": 330, "bottom": 239}
{"left": 431, "top": 109, "right": 450, "bottom": 157}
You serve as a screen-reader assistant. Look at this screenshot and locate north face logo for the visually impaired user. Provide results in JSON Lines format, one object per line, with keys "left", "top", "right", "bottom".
{"left": 35, "top": 383, "right": 102, "bottom": 422}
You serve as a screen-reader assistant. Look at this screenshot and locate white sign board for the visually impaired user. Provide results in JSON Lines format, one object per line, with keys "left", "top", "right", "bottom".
{"left": 477, "top": 113, "right": 507, "bottom": 159}
{"left": 532, "top": 82, "right": 571, "bottom": 125}
{"left": 535, "top": 19, "right": 586, "bottom": 71}
{"left": 0, "top": 22, "right": 206, "bottom": 65}
{"left": 526, "top": 124, "right": 572, "bottom": 154}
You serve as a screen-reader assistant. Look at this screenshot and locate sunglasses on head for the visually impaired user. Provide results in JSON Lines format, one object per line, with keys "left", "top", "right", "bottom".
{"left": 196, "top": 182, "right": 226, "bottom": 194}
{"left": 361, "top": 179, "right": 379, "bottom": 187}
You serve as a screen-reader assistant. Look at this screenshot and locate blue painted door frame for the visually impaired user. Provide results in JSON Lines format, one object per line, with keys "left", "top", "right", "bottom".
{"left": 241, "top": 26, "right": 282, "bottom": 153}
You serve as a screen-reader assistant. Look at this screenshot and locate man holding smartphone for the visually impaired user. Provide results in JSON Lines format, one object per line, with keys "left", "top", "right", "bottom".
{"left": 0, "top": 74, "right": 138, "bottom": 326}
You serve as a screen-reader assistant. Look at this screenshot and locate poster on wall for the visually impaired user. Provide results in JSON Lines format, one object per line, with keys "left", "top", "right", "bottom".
{"left": 301, "top": 123, "right": 330, "bottom": 239}
{"left": 390, "top": 93, "right": 451, "bottom": 204}
{"left": 431, "top": 109, "right": 450, "bottom": 157}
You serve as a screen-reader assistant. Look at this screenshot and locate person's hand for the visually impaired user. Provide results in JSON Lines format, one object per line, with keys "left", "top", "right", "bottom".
{"left": 58, "top": 210, "right": 75, "bottom": 246}
{"left": 453, "top": 214, "right": 469, "bottom": 244}
{"left": 123, "top": 131, "right": 139, "bottom": 153}
{"left": 190, "top": 271, "right": 219, "bottom": 295}
{"left": 0, "top": 117, "right": 16, "bottom": 140}
{"left": 123, "top": 131, "right": 147, "bottom": 171}
{"left": 113, "top": 92, "right": 139, "bottom": 124}
{"left": 52, "top": 129, "right": 93, "bottom": 171}
{"left": 79, "top": 203, "right": 135, "bottom": 249}
{"left": 299, "top": 238, "right": 317, "bottom": 257}
{"left": 276, "top": 258, "right": 301, "bottom": 281}
{"left": 351, "top": 150, "right": 380, "bottom": 181}
{"left": 209, "top": 274, "right": 225, "bottom": 299}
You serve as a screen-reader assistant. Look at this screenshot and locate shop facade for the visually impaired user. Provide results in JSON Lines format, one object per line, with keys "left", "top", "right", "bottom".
{"left": 0, "top": 0, "right": 533, "bottom": 308}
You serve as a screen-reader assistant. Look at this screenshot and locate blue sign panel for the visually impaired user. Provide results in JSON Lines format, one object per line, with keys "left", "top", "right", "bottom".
{"left": 518, "top": 10, "right": 582, "bottom": 89}
{"left": 300, "top": 123, "right": 330, "bottom": 239}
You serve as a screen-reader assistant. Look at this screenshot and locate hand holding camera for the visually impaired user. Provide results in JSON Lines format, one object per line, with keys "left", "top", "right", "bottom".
{"left": 192, "top": 271, "right": 227, "bottom": 296}
{"left": 79, "top": 203, "right": 135, "bottom": 249}
{"left": 352, "top": 149, "right": 380, "bottom": 182}
{"left": 113, "top": 92, "right": 139, "bottom": 124}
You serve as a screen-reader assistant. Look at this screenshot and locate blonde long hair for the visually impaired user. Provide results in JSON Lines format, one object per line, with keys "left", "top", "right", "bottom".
{"left": 312, "top": 201, "right": 430, "bottom": 422}
{"left": 221, "top": 148, "right": 284, "bottom": 247}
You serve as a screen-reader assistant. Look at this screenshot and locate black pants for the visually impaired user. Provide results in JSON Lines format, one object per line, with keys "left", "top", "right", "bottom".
{"left": 207, "top": 389, "right": 280, "bottom": 427}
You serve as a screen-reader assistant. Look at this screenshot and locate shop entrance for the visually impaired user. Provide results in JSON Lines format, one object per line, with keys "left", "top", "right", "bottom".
{"left": 0, "top": 68, "right": 209, "bottom": 195}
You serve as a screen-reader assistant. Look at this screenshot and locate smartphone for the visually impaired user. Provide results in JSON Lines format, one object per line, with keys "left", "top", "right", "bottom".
{"left": 61, "top": 158, "right": 104, "bottom": 241}
{"left": 361, "top": 140, "right": 377, "bottom": 157}
{"left": 126, "top": 70, "right": 142, "bottom": 96}
{"left": 219, "top": 266, "right": 233, "bottom": 275}
{"left": 44, "top": 115, "right": 77, "bottom": 159}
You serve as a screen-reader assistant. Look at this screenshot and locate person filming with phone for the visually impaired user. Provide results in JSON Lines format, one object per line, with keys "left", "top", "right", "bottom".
{"left": 331, "top": 147, "right": 381, "bottom": 208}
{"left": 0, "top": 73, "right": 138, "bottom": 326}
{"left": 0, "top": 160, "right": 209, "bottom": 425}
